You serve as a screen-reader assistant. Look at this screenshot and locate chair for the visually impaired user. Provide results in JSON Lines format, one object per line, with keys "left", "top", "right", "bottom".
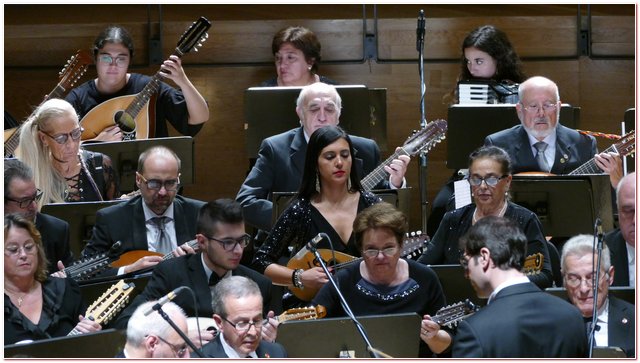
{"left": 547, "top": 240, "right": 563, "bottom": 287}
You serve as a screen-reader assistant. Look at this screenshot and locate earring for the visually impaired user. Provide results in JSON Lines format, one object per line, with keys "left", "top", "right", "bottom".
{"left": 308, "top": 65, "right": 312, "bottom": 71}
{"left": 315, "top": 173, "right": 321, "bottom": 193}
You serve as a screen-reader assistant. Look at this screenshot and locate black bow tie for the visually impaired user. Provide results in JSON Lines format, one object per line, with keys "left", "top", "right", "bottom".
{"left": 208, "top": 272, "right": 222, "bottom": 286}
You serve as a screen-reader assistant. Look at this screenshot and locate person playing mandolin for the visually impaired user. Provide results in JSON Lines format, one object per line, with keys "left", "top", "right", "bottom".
{"left": 65, "top": 25, "right": 209, "bottom": 142}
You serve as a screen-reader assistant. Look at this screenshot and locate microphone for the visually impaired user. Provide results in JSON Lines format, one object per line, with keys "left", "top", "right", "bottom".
{"left": 306, "top": 233, "right": 325, "bottom": 252}
{"left": 144, "top": 286, "right": 187, "bottom": 316}
{"left": 416, "top": 9, "right": 425, "bottom": 52}
{"left": 595, "top": 218, "right": 604, "bottom": 240}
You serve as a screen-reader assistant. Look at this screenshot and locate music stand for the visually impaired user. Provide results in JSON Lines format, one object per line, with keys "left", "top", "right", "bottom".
{"left": 446, "top": 104, "right": 578, "bottom": 169}
{"left": 83, "top": 136, "right": 194, "bottom": 193}
{"left": 545, "top": 286, "right": 635, "bottom": 305}
{"left": 428, "top": 264, "right": 487, "bottom": 306}
{"left": 4, "top": 328, "right": 125, "bottom": 358}
{"left": 276, "top": 313, "right": 421, "bottom": 358}
{"left": 41, "top": 200, "right": 125, "bottom": 258}
{"left": 623, "top": 108, "right": 635, "bottom": 173}
{"left": 510, "top": 174, "right": 613, "bottom": 237}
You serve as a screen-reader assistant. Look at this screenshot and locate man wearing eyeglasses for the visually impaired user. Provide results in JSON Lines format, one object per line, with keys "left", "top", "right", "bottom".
{"left": 605, "top": 172, "right": 636, "bottom": 287}
{"left": 82, "top": 146, "right": 205, "bottom": 276}
{"left": 114, "top": 199, "right": 277, "bottom": 350}
{"left": 561, "top": 234, "right": 635, "bottom": 357}
{"left": 4, "top": 158, "right": 74, "bottom": 273}
{"left": 200, "top": 276, "right": 287, "bottom": 358}
{"left": 484, "top": 76, "right": 622, "bottom": 187}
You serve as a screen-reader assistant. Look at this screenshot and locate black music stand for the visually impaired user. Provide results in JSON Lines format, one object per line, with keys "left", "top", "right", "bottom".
{"left": 41, "top": 200, "right": 125, "bottom": 257}
{"left": 446, "top": 104, "right": 578, "bottom": 169}
{"left": 545, "top": 286, "right": 635, "bottom": 305}
{"left": 83, "top": 136, "right": 194, "bottom": 194}
{"left": 276, "top": 313, "right": 421, "bottom": 358}
{"left": 510, "top": 174, "right": 613, "bottom": 237}
{"left": 4, "top": 328, "right": 125, "bottom": 358}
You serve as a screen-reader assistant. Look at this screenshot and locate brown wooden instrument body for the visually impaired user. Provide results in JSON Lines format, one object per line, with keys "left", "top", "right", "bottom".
{"left": 80, "top": 94, "right": 153, "bottom": 140}
{"left": 110, "top": 249, "right": 163, "bottom": 267}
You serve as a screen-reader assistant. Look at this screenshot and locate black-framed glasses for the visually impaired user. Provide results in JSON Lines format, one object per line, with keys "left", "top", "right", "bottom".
{"left": 41, "top": 127, "right": 83, "bottom": 145}
{"left": 468, "top": 175, "right": 508, "bottom": 187}
{"left": 520, "top": 102, "right": 558, "bottom": 114}
{"left": 363, "top": 247, "right": 399, "bottom": 258}
{"left": 459, "top": 254, "right": 471, "bottom": 270}
{"left": 6, "top": 189, "right": 43, "bottom": 208}
{"left": 137, "top": 173, "right": 180, "bottom": 191}
{"left": 564, "top": 272, "right": 609, "bottom": 288}
{"left": 155, "top": 335, "right": 188, "bottom": 357}
{"left": 221, "top": 316, "right": 268, "bottom": 332}
{"left": 98, "top": 54, "right": 129, "bottom": 68}
{"left": 204, "top": 234, "right": 251, "bottom": 251}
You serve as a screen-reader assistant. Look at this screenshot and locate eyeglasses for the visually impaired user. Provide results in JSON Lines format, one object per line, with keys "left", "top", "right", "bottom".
{"left": 468, "top": 175, "right": 508, "bottom": 187}
{"left": 6, "top": 189, "right": 43, "bottom": 208}
{"left": 137, "top": 173, "right": 180, "bottom": 191}
{"left": 221, "top": 316, "right": 268, "bottom": 332}
{"left": 564, "top": 272, "right": 609, "bottom": 288}
{"left": 521, "top": 102, "right": 558, "bottom": 114}
{"left": 5, "top": 243, "right": 37, "bottom": 257}
{"left": 40, "top": 127, "right": 83, "bottom": 145}
{"left": 363, "top": 246, "right": 399, "bottom": 258}
{"left": 459, "top": 255, "right": 470, "bottom": 270}
{"left": 204, "top": 234, "right": 251, "bottom": 251}
{"left": 155, "top": 335, "right": 188, "bottom": 357}
{"left": 98, "top": 54, "right": 129, "bottom": 68}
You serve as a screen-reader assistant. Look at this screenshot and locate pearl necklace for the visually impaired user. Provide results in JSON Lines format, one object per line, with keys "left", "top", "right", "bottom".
{"left": 473, "top": 201, "right": 508, "bottom": 224}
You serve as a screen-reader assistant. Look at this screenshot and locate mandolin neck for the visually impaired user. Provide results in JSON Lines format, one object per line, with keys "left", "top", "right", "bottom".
{"left": 360, "top": 148, "right": 409, "bottom": 191}
{"left": 568, "top": 144, "right": 617, "bottom": 175}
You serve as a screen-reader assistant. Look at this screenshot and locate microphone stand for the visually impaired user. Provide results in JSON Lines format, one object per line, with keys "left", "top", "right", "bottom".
{"left": 587, "top": 219, "right": 604, "bottom": 358}
{"left": 153, "top": 305, "right": 205, "bottom": 358}
{"left": 416, "top": 9, "right": 429, "bottom": 233}
{"left": 306, "top": 235, "right": 387, "bottom": 358}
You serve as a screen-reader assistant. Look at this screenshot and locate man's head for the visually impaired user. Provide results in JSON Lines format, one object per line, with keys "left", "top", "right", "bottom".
{"left": 516, "top": 76, "right": 560, "bottom": 141}
{"left": 211, "top": 276, "right": 265, "bottom": 357}
{"left": 616, "top": 172, "right": 635, "bottom": 246}
{"left": 196, "top": 199, "right": 248, "bottom": 276}
{"left": 296, "top": 82, "right": 342, "bottom": 137}
{"left": 125, "top": 301, "right": 189, "bottom": 358}
{"left": 136, "top": 146, "right": 182, "bottom": 215}
{"left": 4, "top": 159, "right": 41, "bottom": 221}
{"left": 561, "top": 234, "right": 614, "bottom": 318}
{"left": 459, "top": 216, "right": 527, "bottom": 298}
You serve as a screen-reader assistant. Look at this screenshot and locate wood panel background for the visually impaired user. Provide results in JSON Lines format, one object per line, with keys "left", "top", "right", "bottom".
{"left": 4, "top": 4, "right": 635, "bottom": 234}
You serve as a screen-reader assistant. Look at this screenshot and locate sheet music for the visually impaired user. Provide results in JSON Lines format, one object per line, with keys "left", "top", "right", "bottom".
{"left": 454, "top": 179, "right": 472, "bottom": 209}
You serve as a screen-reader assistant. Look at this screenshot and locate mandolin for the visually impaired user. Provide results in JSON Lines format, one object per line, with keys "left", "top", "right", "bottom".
{"left": 523, "top": 252, "right": 543, "bottom": 275}
{"left": 4, "top": 49, "right": 92, "bottom": 157}
{"left": 287, "top": 231, "right": 429, "bottom": 301}
{"left": 110, "top": 239, "right": 198, "bottom": 268}
{"left": 63, "top": 241, "right": 122, "bottom": 281}
{"left": 80, "top": 17, "right": 211, "bottom": 141}
{"left": 569, "top": 130, "right": 635, "bottom": 175}
{"left": 431, "top": 299, "right": 480, "bottom": 328}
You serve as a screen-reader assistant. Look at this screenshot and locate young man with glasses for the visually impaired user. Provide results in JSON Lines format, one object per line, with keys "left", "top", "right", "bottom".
{"left": 82, "top": 146, "right": 205, "bottom": 276}
{"left": 561, "top": 234, "right": 635, "bottom": 357}
{"left": 200, "top": 276, "right": 287, "bottom": 358}
{"left": 114, "top": 198, "right": 278, "bottom": 350}
{"left": 65, "top": 25, "right": 209, "bottom": 142}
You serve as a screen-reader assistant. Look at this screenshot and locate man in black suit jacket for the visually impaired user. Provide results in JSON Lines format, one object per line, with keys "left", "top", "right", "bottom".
{"left": 82, "top": 145, "right": 204, "bottom": 276}
{"left": 605, "top": 172, "right": 635, "bottom": 287}
{"left": 114, "top": 199, "right": 277, "bottom": 349}
{"left": 4, "top": 158, "right": 74, "bottom": 273}
{"left": 562, "top": 234, "right": 635, "bottom": 357}
{"left": 199, "top": 276, "right": 287, "bottom": 358}
{"left": 454, "top": 216, "right": 587, "bottom": 358}
{"left": 236, "top": 82, "right": 410, "bottom": 232}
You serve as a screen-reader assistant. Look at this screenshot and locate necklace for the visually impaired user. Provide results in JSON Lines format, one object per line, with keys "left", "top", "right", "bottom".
{"left": 473, "top": 200, "right": 508, "bottom": 224}
{"left": 5, "top": 282, "right": 37, "bottom": 308}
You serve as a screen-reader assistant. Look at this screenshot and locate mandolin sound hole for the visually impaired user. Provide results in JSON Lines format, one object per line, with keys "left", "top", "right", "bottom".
{"left": 114, "top": 110, "right": 136, "bottom": 133}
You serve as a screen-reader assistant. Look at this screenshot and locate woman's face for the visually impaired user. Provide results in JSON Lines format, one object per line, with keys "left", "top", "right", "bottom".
{"left": 464, "top": 47, "right": 497, "bottom": 79}
{"left": 469, "top": 157, "right": 511, "bottom": 211}
{"left": 275, "top": 42, "right": 313, "bottom": 86}
{"left": 362, "top": 227, "right": 401, "bottom": 282}
{"left": 4, "top": 226, "right": 38, "bottom": 280}
{"left": 95, "top": 42, "right": 130, "bottom": 87}
{"left": 317, "top": 138, "right": 352, "bottom": 189}
{"left": 38, "top": 111, "right": 81, "bottom": 165}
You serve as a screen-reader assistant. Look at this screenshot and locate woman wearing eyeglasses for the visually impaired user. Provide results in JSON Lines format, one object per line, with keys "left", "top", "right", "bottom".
{"left": 4, "top": 214, "right": 101, "bottom": 345}
{"left": 65, "top": 25, "right": 209, "bottom": 142}
{"left": 418, "top": 145, "right": 553, "bottom": 289}
{"left": 15, "top": 98, "right": 119, "bottom": 208}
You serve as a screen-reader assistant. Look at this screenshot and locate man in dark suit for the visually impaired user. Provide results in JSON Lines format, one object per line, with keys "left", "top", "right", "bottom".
{"left": 236, "top": 82, "right": 410, "bottom": 232}
{"left": 4, "top": 158, "right": 74, "bottom": 273}
{"left": 82, "top": 145, "right": 204, "bottom": 276}
{"left": 453, "top": 216, "right": 587, "bottom": 358}
{"left": 114, "top": 199, "right": 277, "bottom": 349}
{"left": 605, "top": 172, "right": 635, "bottom": 287}
{"left": 562, "top": 234, "right": 635, "bottom": 357}
{"left": 199, "top": 276, "right": 287, "bottom": 358}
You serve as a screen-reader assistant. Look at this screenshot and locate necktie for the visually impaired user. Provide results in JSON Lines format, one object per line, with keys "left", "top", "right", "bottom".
{"left": 534, "top": 141, "right": 550, "bottom": 172}
{"left": 152, "top": 216, "right": 171, "bottom": 254}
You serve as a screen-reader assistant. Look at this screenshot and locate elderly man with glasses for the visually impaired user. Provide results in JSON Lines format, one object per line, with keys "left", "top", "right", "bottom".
{"left": 81, "top": 145, "right": 205, "bottom": 277}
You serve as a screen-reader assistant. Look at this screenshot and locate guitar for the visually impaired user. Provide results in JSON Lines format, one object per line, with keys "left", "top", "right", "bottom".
{"left": 360, "top": 120, "right": 447, "bottom": 191}
{"left": 4, "top": 49, "right": 92, "bottom": 157}
{"left": 63, "top": 241, "right": 122, "bottom": 281}
{"left": 569, "top": 130, "right": 635, "bottom": 175}
{"left": 67, "top": 279, "right": 136, "bottom": 336}
{"left": 287, "top": 231, "right": 429, "bottom": 301}
{"left": 110, "top": 239, "right": 198, "bottom": 268}
{"left": 431, "top": 299, "right": 479, "bottom": 328}
{"left": 80, "top": 16, "right": 211, "bottom": 141}
{"left": 523, "top": 252, "right": 543, "bottom": 275}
